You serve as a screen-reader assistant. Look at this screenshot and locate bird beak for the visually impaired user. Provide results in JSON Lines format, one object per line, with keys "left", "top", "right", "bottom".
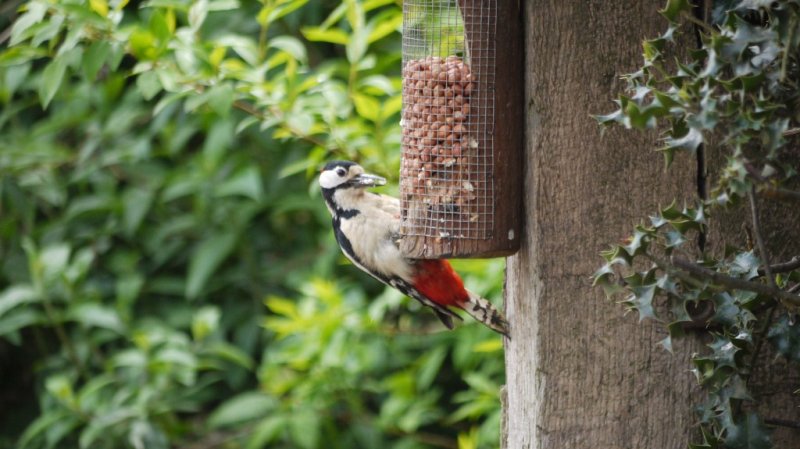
{"left": 353, "top": 173, "right": 386, "bottom": 187}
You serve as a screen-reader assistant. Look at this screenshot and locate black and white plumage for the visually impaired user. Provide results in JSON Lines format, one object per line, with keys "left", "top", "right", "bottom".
{"left": 318, "top": 160, "right": 510, "bottom": 336}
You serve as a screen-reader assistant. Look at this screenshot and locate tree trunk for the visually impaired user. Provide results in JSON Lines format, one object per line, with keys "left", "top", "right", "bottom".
{"left": 503, "top": 1, "right": 700, "bottom": 447}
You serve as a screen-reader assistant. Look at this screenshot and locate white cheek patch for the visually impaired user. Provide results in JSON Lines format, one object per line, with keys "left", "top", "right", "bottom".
{"left": 319, "top": 170, "right": 344, "bottom": 189}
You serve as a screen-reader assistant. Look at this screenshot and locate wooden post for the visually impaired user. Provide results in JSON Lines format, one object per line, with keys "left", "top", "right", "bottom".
{"left": 503, "top": 1, "right": 703, "bottom": 447}
{"left": 503, "top": 1, "right": 800, "bottom": 447}
{"left": 399, "top": 0, "right": 523, "bottom": 259}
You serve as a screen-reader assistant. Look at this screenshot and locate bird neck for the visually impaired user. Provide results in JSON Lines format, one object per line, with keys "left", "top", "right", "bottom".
{"left": 322, "top": 187, "right": 364, "bottom": 218}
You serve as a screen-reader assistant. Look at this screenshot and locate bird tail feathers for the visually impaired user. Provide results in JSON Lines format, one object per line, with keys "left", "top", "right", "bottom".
{"left": 462, "top": 290, "right": 510, "bottom": 337}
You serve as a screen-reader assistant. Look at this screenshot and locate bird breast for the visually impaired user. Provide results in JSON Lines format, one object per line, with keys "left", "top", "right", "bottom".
{"left": 338, "top": 204, "right": 413, "bottom": 281}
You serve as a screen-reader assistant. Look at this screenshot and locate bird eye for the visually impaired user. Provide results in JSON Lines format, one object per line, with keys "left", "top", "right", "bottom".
{"left": 336, "top": 168, "right": 346, "bottom": 177}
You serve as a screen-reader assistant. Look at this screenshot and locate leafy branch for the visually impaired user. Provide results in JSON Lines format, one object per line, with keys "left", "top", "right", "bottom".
{"left": 232, "top": 100, "right": 348, "bottom": 156}
{"left": 669, "top": 257, "right": 800, "bottom": 306}
{"left": 0, "top": 1, "right": 506, "bottom": 449}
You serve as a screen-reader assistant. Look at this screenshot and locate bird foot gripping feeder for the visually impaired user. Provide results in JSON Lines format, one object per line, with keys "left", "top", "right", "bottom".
{"left": 399, "top": 0, "right": 523, "bottom": 259}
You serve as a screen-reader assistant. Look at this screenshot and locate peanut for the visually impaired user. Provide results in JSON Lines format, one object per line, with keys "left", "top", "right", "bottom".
{"left": 400, "top": 55, "right": 482, "bottom": 218}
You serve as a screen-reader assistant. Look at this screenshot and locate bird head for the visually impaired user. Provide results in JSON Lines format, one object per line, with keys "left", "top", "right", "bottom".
{"left": 319, "top": 161, "right": 386, "bottom": 191}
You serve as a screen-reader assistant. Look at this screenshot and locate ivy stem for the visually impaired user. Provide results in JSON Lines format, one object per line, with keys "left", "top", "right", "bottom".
{"left": 759, "top": 186, "right": 800, "bottom": 202}
{"left": 748, "top": 187, "right": 787, "bottom": 307}
{"left": 746, "top": 305, "right": 776, "bottom": 383}
{"left": 783, "top": 127, "right": 800, "bottom": 137}
{"left": 780, "top": 15, "right": 796, "bottom": 83}
{"left": 765, "top": 417, "right": 800, "bottom": 430}
{"left": 757, "top": 256, "right": 800, "bottom": 277}
{"left": 744, "top": 187, "right": 783, "bottom": 393}
{"left": 645, "top": 253, "right": 707, "bottom": 291}
{"left": 681, "top": 10, "right": 716, "bottom": 35}
{"left": 670, "top": 257, "right": 800, "bottom": 305}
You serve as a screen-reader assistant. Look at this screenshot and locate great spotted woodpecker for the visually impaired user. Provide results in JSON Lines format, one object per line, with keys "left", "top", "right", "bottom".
{"left": 319, "top": 160, "right": 510, "bottom": 336}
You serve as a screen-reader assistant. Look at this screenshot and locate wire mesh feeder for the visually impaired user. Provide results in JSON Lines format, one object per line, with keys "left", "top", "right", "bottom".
{"left": 399, "top": 0, "right": 522, "bottom": 258}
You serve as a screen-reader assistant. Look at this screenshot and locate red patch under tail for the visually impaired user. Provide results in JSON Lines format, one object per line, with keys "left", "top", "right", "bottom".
{"left": 412, "top": 259, "right": 469, "bottom": 307}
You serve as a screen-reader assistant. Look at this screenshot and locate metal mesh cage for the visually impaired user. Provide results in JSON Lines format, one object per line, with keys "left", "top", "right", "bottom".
{"left": 400, "top": 0, "right": 497, "bottom": 240}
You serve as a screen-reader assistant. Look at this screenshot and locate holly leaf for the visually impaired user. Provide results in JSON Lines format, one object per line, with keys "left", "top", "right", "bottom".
{"left": 711, "top": 292, "right": 739, "bottom": 327}
{"left": 664, "top": 229, "right": 687, "bottom": 248}
{"left": 660, "top": 0, "right": 692, "bottom": 22}
{"left": 664, "top": 127, "right": 703, "bottom": 153}
{"left": 730, "top": 251, "right": 760, "bottom": 280}
{"left": 724, "top": 413, "right": 771, "bottom": 449}
{"left": 595, "top": 108, "right": 625, "bottom": 126}
{"left": 627, "top": 284, "right": 657, "bottom": 322}
{"left": 767, "top": 315, "right": 800, "bottom": 362}
{"left": 623, "top": 229, "right": 651, "bottom": 257}
{"left": 707, "top": 335, "right": 741, "bottom": 369}
{"left": 659, "top": 335, "right": 673, "bottom": 353}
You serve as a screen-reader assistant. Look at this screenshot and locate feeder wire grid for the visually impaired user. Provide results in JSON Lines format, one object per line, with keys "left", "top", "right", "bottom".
{"left": 400, "top": 0, "right": 497, "bottom": 240}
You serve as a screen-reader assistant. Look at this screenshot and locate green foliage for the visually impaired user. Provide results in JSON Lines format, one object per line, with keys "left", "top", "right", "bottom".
{"left": 595, "top": 1, "right": 800, "bottom": 447}
{"left": 598, "top": 0, "right": 799, "bottom": 188}
{"left": 0, "top": 0, "right": 505, "bottom": 448}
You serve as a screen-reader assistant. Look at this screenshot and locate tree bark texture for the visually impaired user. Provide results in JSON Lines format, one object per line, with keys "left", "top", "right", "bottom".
{"left": 504, "top": 1, "right": 701, "bottom": 448}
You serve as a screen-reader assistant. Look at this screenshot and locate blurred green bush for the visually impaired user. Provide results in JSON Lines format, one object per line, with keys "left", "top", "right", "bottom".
{"left": 0, "top": 0, "right": 505, "bottom": 448}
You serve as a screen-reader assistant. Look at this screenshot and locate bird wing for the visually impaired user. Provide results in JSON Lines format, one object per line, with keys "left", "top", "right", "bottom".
{"left": 373, "top": 197, "right": 464, "bottom": 327}
{"left": 386, "top": 277, "right": 463, "bottom": 328}
{"left": 371, "top": 193, "right": 401, "bottom": 218}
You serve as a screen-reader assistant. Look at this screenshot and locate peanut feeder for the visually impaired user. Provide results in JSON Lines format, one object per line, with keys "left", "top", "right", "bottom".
{"left": 399, "top": 0, "right": 523, "bottom": 258}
